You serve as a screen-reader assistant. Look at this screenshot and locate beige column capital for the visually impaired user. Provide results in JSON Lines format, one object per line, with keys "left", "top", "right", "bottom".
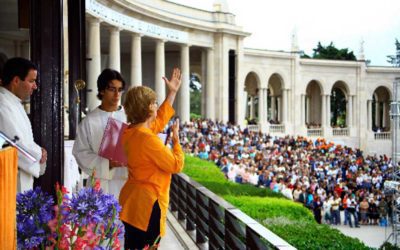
{"left": 87, "top": 16, "right": 101, "bottom": 25}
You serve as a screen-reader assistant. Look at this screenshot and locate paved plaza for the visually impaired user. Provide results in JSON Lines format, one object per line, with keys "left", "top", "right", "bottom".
{"left": 331, "top": 224, "right": 393, "bottom": 249}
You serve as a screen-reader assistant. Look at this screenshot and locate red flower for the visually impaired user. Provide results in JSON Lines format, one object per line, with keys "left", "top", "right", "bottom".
{"left": 94, "top": 179, "right": 101, "bottom": 191}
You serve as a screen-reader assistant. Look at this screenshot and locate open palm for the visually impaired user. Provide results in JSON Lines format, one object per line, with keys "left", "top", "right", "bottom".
{"left": 162, "top": 68, "right": 182, "bottom": 93}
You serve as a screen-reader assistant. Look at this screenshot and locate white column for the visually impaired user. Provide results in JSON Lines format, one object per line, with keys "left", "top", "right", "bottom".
{"left": 321, "top": 95, "right": 326, "bottom": 127}
{"left": 367, "top": 100, "right": 372, "bottom": 130}
{"left": 201, "top": 50, "right": 207, "bottom": 117}
{"left": 277, "top": 97, "right": 281, "bottom": 122}
{"left": 205, "top": 48, "right": 215, "bottom": 120}
{"left": 109, "top": 27, "right": 120, "bottom": 71}
{"left": 348, "top": 95, "right": 353, "bottom": 127}
{"left": 258, "top": 89, "right": 264, "bottom": 123}
{"left": 244, "top": 92, "right": 248, "bottom": 119}
{"left": 306, "top": 96, "right": 311, "bottom": 124}
{"left": 155, "top": 39, "right": 165, "bottom": 102}
{"left": 326, "top": 95, "right": 331, "bottom": 126}
{"left": 130, "top": 33, "right": 142, "bottom": 86}
{"left": 271, "top": 96, "right": 276, "bottom": 122}
{"left": 301, "top": 94, "right": 305, "bottom": 125}
{"left": 86, "top": 18, "right": 101, "bottom": 111}
{"left": 282, "top": 89, "right": 288, "bottom": 123}
{"left": 264, "top": 89, "right": 268, "bottom": 123}
{"left": 375, "top": 101, "right": 381, "bottom": 128}
{"left": 250, "top": 96, "right": 255, "bottom": 119}
{"left": 180, "top": 44, "right": 190, "bottom": 122}
{"left": 382, "top": 102, "right": 388, "bottom": 128}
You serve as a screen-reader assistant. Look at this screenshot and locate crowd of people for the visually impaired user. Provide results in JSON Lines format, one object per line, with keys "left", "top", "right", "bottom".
{"left": 178, "top": 118, "right": 398, "bottom": 227}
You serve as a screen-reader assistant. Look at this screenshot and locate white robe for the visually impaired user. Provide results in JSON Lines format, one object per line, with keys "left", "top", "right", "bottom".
{"left": 72, "top": 106, "right": 128, "bottom": 198}
{"left": 0, "top": 87, "right": 46, "bottom": 192}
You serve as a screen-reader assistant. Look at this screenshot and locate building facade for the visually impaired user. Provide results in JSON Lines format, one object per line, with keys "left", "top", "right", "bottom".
{"left": 1, "top": 0, "right": 400, "bottom": 156}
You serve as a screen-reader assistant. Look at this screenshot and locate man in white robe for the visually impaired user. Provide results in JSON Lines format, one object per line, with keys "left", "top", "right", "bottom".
{"left": 73, "top": 69, "right": 127, "bottom": 198}
{"left": 0, "top": 57, "right": 47, "bottom": 192}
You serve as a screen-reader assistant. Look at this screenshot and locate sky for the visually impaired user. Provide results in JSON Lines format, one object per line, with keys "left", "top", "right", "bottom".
{"left": 169, "top": 0, "right": 400, "bottom": 66}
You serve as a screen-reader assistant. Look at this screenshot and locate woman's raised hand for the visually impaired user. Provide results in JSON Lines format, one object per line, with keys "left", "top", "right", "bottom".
{"left": 162, "top": 68, "right": 182, "bottom": 93}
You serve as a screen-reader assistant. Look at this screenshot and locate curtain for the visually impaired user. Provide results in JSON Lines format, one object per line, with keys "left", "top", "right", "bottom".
{"left": 0, "top": 146, "right": 18, "bottom": 250}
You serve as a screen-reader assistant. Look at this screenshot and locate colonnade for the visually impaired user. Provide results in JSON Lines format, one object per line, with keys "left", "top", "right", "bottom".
{"left": 85, "top": 17, "right": 217, "bottom": 123}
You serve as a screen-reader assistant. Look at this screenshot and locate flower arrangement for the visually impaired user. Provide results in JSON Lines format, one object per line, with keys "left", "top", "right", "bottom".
{"left": 16, "top": 175, "right": 124, "bottom": 249}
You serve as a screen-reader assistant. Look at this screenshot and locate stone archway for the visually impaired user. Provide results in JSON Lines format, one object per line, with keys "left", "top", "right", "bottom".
{"left": 267, "top": 73, "right": 284, "bottom": 123}
{"left": 372, "top": 86, "right": 392, "bottom": 132}
{"left": 305, "top": 80, "right": 323, "bottom": 127}
{"left": 244, "top": 72, "right": 260, "bottom": 123}
{"left": 331, "top": 81, "right": 350, "bottom": 127}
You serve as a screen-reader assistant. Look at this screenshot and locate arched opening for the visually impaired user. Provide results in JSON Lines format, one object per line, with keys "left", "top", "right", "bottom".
{"left": 267, "top": 73, "right": 284, "bottom": 124}
{"left": 190, "top": 72, "right": 202, "bottom": 118}
{"left": 372, "top": 86, "right": 391, "bottom": 132}
{"left": 331, "top": 81, "right": 350, "bottom": 127}
{"left": 305, "top": 80, "right": 323, "bottom": 128}
{"left": 244, "top": 72, "right": 259, "bottom": 124}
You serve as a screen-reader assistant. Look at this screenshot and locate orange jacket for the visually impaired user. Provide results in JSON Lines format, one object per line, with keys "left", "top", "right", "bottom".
{"left": 119, "top": 101, "right": 184, "bottom": 236}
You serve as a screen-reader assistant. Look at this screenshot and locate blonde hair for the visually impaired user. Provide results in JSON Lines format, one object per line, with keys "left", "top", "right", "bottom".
{"left": 124, "top": 86, "right": 157, "bottom": 124}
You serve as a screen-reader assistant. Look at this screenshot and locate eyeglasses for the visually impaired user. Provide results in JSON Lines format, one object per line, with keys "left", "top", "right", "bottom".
{"left": 106, "top": 86, "right": 124, "bottom": 93}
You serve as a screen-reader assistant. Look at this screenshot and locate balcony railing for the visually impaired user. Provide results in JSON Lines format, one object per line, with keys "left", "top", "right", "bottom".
{"left": 269, "top": 124, "right": 285, "bottom": 134}
{"left": 247, "top": 124, "right": 260, "bottom": 133}
{"left": 374, "top": 132, "right": 391, "bottom": 140}
{"left": 170, "top": 173, "right": 295, "bottom": 250}
{"left": 332, "top": 128, "right": 349, "bottom": 136}
{"left": 307, "top": 128, "right": 323, "bottom": 137}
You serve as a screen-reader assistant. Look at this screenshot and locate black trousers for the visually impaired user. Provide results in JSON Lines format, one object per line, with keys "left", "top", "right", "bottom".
{"left": 123, "top": 200, "right": 161, "bottom": 250}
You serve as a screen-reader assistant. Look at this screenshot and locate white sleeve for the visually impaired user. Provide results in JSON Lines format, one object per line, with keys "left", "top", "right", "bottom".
{"left": 0, "top": 108, "right": 42, "bottom": 177}
{"left": 72, "top": 119, "right": 110, "bottom": 179}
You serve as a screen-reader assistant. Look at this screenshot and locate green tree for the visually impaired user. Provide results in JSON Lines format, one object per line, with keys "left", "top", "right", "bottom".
{"left": 387, "top": 38, "right": 400, "bottom": 67}
{"left": 331, "top": 88, "right": 347, "bottom": 127}
{"left": 190, "top": 73, "right": 201, "bottom": 116}
{"left": 301, "top": 42, "right": 357, "bottom": 61}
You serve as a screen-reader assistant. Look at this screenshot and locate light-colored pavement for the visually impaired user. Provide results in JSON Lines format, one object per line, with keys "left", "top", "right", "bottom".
{"left": 331, "top": 224, "right": 393, "bottom": 249}
{"left": 159, "top": 223, "right": 185, "bottom": 250}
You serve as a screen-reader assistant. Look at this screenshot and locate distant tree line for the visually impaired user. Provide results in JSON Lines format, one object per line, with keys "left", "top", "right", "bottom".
{"left": 301, "top": 42, "right": 357, "bottom": 61}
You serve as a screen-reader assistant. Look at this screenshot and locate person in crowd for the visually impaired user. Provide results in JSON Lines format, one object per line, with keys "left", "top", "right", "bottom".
{"left": 0, "top": 57, "right": 47, "bottom": 192}
{"left": 368, "top": 198, "right": 379, "bottom": 225}
{"left": 359, "top": 197, "right": 369, "bottom": 225}
{"left": 119, "top": 68, "right": 184, "bottom": 249}
{"left": 347, "top": 193, "right": 359, "bottom": 228}
{"left": 323, "top": 194, "right": 333, "bottom": 224}
{"left": 343, "top": 193, "right": 349, "bottom": 226}
{"left": 331, "top": 192, "right": 341, "bottom": 225}
{"left": 313, "top": 195, "right": 323, "bottom": 224}
{"left": 73, "top": 69, "right": 128, "bottom": 197}
{"left": 292, "top": 184, "right": 302, "bottom": 202}
{"left": 378, "top": 196, "right": 388, "bottom": 226}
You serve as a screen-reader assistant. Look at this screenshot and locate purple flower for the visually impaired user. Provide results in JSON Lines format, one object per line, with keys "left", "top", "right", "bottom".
{"left": 16, "top": 187, "right": 54, "bottom": 249}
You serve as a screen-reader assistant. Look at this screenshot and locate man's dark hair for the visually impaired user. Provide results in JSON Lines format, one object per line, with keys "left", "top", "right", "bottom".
{"left": 97, "top": 68, "right": 126, "bottom": 100}
{"left": 2, "top": 57, "right": 37, "bottom": 86}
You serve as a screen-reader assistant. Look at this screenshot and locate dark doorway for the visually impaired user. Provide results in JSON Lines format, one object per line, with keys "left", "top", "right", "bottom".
{"left": 228, "top": 50, "right": 236, "bottom": 123}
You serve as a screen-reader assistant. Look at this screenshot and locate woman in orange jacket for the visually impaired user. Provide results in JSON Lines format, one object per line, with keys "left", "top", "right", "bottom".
{"left": 120, "top": 68, "right": 184, "bottom": 249}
